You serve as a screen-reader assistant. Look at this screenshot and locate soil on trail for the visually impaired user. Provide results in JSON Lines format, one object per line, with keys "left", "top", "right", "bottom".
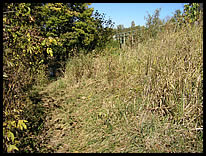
{"left": 38, "top": 87, "right": 71, "bottom": 153}
{"left": 37, "top": 79, "right": 102, "bottom": 153}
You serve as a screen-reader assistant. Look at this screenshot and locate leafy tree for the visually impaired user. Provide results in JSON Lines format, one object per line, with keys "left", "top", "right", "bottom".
{"left": 144, "top": 8, "right": 163, "bottom": 38}
{"left": 37, "top": 3, "right": 114, "bottom": 61}
{"left": 91, "top": 10, "right": 114, "bottom": 51}
{"left": 168, "top": 3, "right": 203, "bottom": 31}
{"left": 172, "top": 9, "right": 182, "bottom": 22}
{"left": 131, "top": 21, "right": 135, "bottom": 28}
{"left": 117, "top": 24, "right": 124, "bottom": 32}
{"left": 183, "top": 3, "right": 202, "bottom": 25}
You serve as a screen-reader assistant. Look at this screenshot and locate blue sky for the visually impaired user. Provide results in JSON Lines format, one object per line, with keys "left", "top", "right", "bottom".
{"left": 89, "top": 3, "right": 187, "bottom": 28}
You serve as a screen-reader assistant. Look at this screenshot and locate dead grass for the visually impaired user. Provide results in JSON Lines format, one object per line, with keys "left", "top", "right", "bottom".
{"left": 36, "top": 21, "right": 203, "bottom": 153}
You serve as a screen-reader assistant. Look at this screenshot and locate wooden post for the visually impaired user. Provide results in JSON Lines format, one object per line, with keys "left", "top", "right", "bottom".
{"left": 122, "top": 34, "right": 124, "bottom": 47}
{"left": 119, "top": 34, "right": 121, "bottom": 49}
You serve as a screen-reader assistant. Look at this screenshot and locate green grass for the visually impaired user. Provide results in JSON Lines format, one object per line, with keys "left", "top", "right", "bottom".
{"left": 24, "top": 22, "right": 203, "bottom": 153}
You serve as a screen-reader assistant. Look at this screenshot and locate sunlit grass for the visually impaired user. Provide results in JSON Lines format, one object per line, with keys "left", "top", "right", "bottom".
{"left": 32, "top": 21, "right": 203, "bottom": 153}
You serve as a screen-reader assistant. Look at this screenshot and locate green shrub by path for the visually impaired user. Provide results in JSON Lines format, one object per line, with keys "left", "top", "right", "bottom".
{"left": 3, "top": 3, "right": 114, "bottom": 153}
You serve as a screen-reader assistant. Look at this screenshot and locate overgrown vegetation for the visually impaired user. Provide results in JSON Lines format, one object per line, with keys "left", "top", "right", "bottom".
{"left": 3, "top": 3, "right": 113, "bottom": 153}
{"left": 37, "top": 17, "right": 203, "bottom": 152}
{"left": 3, "top": 3, "right": 203, "bottom": 153}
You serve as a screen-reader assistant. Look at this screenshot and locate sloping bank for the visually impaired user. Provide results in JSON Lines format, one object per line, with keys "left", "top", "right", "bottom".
{"left": 35, "top": 23, "right": 202, "bottom": 153}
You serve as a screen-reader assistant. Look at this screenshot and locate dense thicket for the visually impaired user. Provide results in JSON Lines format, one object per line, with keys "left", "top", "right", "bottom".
{"left": 3, "top": 3, "right": 114, "bottom": 153}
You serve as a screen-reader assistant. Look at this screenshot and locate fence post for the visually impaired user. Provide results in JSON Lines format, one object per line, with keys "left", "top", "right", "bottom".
{"left": 115, "top": 30, "right": 137, "bottom": 48}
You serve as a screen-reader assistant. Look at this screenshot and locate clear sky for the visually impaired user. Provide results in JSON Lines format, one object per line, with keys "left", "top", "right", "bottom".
{"left": 89, "top": 3, "right": 187, "bottom": 28}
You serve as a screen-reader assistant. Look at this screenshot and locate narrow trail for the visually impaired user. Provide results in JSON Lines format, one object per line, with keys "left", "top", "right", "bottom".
{"left": 37, "top": 79, "right": 100, "bottom": 153}
{"left": 38, "top": 86, "right": 70, "bottom": 152}
{"left": 35, "top": 73, "right": 138, "bottom": 153}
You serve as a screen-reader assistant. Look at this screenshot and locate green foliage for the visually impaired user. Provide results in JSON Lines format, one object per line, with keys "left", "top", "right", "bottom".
{"left": 37, "top": 3, "right": 114, "bottom": 61}
{"left": 169, "top": 3, "right": 202, "bottom": 29}
{"left": 3, "top": 2, "right": 114, "bottom": 153}
{"left": 172, "top": 9, "right": 182, "bottom": 23}
{"left": 3, "top": 3, "right": 59, "bottom": 153}
{"left": 117, "top": 24, "right": 125, "bottom": 32}
{"left": 91, "top": 10, "right": 114, "bottom": 51}
{"left": 144, "top": 8, "right": 163, "bottom": 38}
{"left": 3, "top": 119, "right": 28, "bottom": 152}
{"left": 131, "top": 21, "right": 135, "bottom": 28}
{"left": 3, "top": 4, "right": 33, "bottom": 150}
{"left": 183, "top": 3, "right": 202, "bottom": 24}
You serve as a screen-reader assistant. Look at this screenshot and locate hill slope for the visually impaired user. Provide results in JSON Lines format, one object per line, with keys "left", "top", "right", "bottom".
{"left": 35, "top": 23, "right": 202, "bottom": 153}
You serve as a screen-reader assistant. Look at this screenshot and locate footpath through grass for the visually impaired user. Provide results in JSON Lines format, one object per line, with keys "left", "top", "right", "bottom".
{"left": 31, "top": 23, "right": 202, "bottom": 153}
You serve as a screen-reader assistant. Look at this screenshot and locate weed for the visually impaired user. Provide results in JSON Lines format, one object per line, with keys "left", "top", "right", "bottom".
{"left": 21, "top": 13, "right": 202, "bottom": 153}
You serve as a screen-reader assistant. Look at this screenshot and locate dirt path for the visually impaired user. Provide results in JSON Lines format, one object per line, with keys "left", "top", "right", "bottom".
{"left": 38, "top": 87, "right": 69, "bottom": 152}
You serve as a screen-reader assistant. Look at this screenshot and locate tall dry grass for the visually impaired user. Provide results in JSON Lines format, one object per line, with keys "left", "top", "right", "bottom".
{"left": 35, "top": 18, "right": 203, "bottom": 153}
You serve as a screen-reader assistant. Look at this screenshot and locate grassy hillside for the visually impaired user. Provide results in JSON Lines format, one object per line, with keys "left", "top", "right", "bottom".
{"left": 22, "top": 21, "right": 203, "bottom": 153}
